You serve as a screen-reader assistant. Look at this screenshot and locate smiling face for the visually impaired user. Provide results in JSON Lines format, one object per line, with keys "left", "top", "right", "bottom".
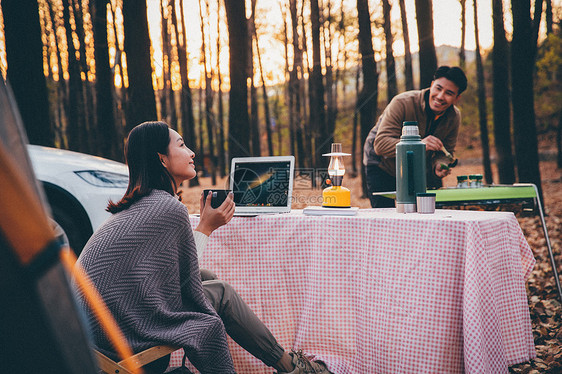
{"left": 428, "top": 77, "right": 461, "bottom": 115}
{"left": 159, "top": 129, "right": 196, "bottom": 187}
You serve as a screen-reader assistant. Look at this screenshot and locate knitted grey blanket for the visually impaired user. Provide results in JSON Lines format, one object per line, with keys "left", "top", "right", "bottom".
{"left": 76, "top": 189, "right": 235, "bottom": 373}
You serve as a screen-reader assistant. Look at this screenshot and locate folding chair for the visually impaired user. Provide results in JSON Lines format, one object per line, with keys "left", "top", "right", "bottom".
{"left": 95, "top": 345, "right": 180, "bottom": 374}
{"left": 0, "top": 79, "right": 98, "bottom": 373}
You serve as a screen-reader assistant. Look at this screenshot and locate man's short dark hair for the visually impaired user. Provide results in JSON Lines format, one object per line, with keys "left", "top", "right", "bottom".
{"left": 433, "top": 66, "right": 467, "bottom": 95}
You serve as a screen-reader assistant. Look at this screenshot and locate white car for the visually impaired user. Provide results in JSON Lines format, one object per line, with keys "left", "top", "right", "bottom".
{"left": 27, "top": 145, "right": 128, "bottom": 254}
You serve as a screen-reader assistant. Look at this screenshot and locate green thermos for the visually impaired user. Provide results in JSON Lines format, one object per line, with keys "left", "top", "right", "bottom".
{"left": 396, "top": 121, "right": 426, "bottom": 213}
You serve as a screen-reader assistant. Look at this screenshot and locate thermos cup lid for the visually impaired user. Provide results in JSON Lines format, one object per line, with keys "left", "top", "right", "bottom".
{"left": 416, "top": 192, "right": 436, "bottom": 197}
{"left": 401, "top": 121, "right": 420, "bottom": 136}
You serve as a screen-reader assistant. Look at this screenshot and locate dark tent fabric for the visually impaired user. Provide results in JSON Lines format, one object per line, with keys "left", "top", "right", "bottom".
{"left": 0, "top": 77, "right": 98, "bottom": 373}
{"left": 0, "top": 77, "right": 46, "bottom": 203}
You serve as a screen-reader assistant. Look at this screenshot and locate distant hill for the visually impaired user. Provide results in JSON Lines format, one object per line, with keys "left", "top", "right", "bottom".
{"left": 379, "top": 45, "right": 476, "bottom": 91}
{"left": 433, "top": 44, "right": 476, "bottom": 65}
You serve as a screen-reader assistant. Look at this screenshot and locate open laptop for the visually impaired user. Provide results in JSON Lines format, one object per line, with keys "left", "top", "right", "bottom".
{"left": 229, "top": 156, "right": 295, "bottom": 216}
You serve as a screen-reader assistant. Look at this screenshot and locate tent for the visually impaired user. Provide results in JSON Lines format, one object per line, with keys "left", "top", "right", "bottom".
{"left": 0, "top": 77, "right": 98, "bottom": 373}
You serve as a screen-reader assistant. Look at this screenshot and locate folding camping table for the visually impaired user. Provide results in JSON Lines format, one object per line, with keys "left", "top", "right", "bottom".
{"left": 376, "top": 183, "right": 562, "bottom": 301}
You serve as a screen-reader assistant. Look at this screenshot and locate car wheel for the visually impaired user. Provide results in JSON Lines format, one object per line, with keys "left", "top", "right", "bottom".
{"left": 50, "top": 203, "right": 90, "bottom": 256}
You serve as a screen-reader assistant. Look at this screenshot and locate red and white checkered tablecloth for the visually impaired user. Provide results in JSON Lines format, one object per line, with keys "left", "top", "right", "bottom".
{"left": 169, "top": 209, "right": 536, "bottom": 374}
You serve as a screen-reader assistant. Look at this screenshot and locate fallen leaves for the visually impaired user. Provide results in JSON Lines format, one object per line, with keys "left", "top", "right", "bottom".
{"left": 509, "top": 162, "right": 562, "bottom": 374}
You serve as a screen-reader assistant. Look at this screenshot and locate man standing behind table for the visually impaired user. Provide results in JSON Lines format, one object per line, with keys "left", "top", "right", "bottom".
{"left": 363, "top": 66, "right": 468, "bottom": 208}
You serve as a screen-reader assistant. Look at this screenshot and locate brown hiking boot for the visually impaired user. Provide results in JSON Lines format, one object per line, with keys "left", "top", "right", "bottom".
{"left": 277, "top": 350, "right": 332, "bottom": 374}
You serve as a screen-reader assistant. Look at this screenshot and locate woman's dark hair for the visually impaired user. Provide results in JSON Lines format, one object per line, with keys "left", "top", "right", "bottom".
{"left": 107, "top": 121, "right": 177, "bottom": 213}
{"left": 433, "top": 66, "right": 468, "bottom": 95}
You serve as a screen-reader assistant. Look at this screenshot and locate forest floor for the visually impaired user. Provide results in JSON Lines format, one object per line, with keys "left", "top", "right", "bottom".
{"left": 179, "top": 150, "right": 562, "bottom": 373}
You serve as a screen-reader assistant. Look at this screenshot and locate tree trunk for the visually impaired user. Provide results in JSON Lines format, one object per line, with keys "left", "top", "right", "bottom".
{"left": 283, "top": 2, "right": 295, "bottom": 159}
{"left": 216, "top": 0, "right": 226, "bottom": 176}
{"left": 109, "top": 1, "right": 127, "bottom": 145}
{"left": 273, "top": 92, "right": 283, "bottom": 155}
{"left": 415, "top": 0, "right": 438, "bottom": 88}
{"left": 199, "top": 0, "right": 216, "bottom": 184}
{"left": 175, "top": 0, "right": 199, "bottom": 186}
{"left": 398, "top": 0, "right": 414, "bottom": 90}
{"left": 351, "top": 65, "right": 361, "bottom": 175}
{"left": 72, "top": 0, "right": 95, "bottom": 153}
{"left": 382, "top": 0, "right": 398, "bottom": 101}
{"left": 356, "top": 0, "right": 379, "bottom": 197}
{"left": 473, "top": 0, "right": 493, "bottom": 184}
{"left": 253, "top": 23, "right": 274, "bottom": 156}
{"left": 41, "top": 15, "right": 58, "bottom": 145}
{"left": 62, "top": 0, "right": 87, "bottom": 152}
{"left": 545, "top": 0, "right": 553, "bottom": 35}
{"left": 165, "top": 29, "right": 178, "bottom": 132}
{"left": 248, "top": 2, "right": 260, "bottom": 157}
{"left": 2, "top": 0, "right": 54, "bottom": 147}
{"left": 43, "top": 13, "right": 54, "bottom": 83}
{"left": 224, "top": 0, "right": 250, "bottom": 159}
{"left": 292, "top": 69, "right": 305, "bottom": 169}
{"left": 324, "top": 0, "right": 338, "bottom": 145}
{"left": 160, "top": 0, "right": 169, "bottom": 125}
{"left": 510, "top": 0, "right": 543, "bottom": 200}
{"left": 47, "top": 0, "right": 68, "bottom": 148}
{"left": 299, "top": 1, "right": 312, "bottom": 171}
{"left": 532, "top": 0, "right": 544, "bottom": 44}
{"left": 122, "top": 0, "right": 157, "bottom": 133}
{"left": 310, "top": 0, "right": 328, "bottom": 169}
{"left": 336, "top": 1, "right": 348, "bottom": 106}
{"left": 92, "top": 0, "right": 119, "bottom": 161}
{"left": 492, "top": 0, "right": 515, "bottom": 184}
{"left": 459, "top": 0, "right": 466, "bottom": 69}
{"left": 557, "top": 109, "right": 562, "bottom": 168}
{"left": 289, "top": 0, "right": 305, "bottom": 169}
{"left": 198, "top": 79, "right": 205, "bottom": 175}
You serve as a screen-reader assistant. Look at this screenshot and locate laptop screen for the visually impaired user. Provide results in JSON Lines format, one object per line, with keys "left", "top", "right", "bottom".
{"left": 230, "top": 156, "right": 295, "bottom": 214}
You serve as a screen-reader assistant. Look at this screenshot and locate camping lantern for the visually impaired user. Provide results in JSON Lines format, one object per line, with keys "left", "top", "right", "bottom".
{"left": 322, "top": 143, "right": 351, "bottom": 208}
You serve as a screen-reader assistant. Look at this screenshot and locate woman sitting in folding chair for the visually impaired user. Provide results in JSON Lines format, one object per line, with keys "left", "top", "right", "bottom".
{"left": 76, "top": 121, "right": 331, "bottom": 374}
